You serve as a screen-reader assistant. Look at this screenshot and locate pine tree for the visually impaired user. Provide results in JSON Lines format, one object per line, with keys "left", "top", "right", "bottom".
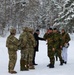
{"left": 54, "top": 0, "right": 74, "bottom": 33}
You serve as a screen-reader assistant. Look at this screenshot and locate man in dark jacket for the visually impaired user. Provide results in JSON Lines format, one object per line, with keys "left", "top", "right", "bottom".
{"left": 33, "top": 29, "right": 45, "bottom": 65}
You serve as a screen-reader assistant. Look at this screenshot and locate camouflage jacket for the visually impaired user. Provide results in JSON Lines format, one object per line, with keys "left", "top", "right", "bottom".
{"left": 19, "top": 32, "right": 28, "bottom": 49}
{"left": 61, "top": 32, "right": 70, "bottom": 46}
{"left": 6, "top": 35, "right": 19, "bottom": 51}
{"left": 28, "top": 33, "right": 37, "bottom": 48}
{"left": 43, "top": 33, "right": 49, "bottom": 40}
{"left": 19, "top": 31, "right": 36, "bottom": 49}
{"left": 53, "top": 32, "right": 62, "bottom": 49}
{"left": 46, "top": 33, "right": 54, "bottom": 47}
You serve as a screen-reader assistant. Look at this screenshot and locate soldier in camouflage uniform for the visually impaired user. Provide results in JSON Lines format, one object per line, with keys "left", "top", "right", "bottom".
{"left": 19, "top": 27, "right": 36, "bottom": 70}
{"left": 19, "top": 27, "right": 30, "bottom": 71}
{"left": 43, "top": 29, "right": 51, "bottom": 67}
{"left": 6, "top": 28, "right": 19, "bottom": 74}
{"left": 28, "top": 28, "right": 36, "bottom": 69}
{"left": 53, "top": 28, "right": 63, "bottom": 65}
{"left": 61, "top": 29, "right": 71, "bottom": 64}
{"left": 44, "top": 28, "right": 55, "bottom": 68}
{"left": 43, "top": 29, "right": 50, "bottom": 40}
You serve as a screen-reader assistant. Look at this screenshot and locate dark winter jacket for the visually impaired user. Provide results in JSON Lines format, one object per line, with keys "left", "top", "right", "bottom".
{"left": 34, "top": 32, "right": 45, "bottom": 51}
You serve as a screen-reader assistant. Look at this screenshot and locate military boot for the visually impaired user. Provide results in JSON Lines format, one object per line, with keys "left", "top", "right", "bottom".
{"left": 60, "top": 61, "right": 63, "bottom": 66}
{"left": 29, "top": 64, "right": 35, "bottom": 69}
{"left": 20, "top": 59, "right": 25, "bottom": 71}
{"left": 20, "top": 59, "right": 29, "bottom": 71}
{"left": 49, "top": 64, "right": 54, "bottom": 68}
{"left": 64, "top": 61, "right": 67, "bottom": 64}
{"left": 9, "top": 70, "right": 17, "bottom": 74}
{"left": 47, "top": 63, "right": 50, "bottom": 67}
{"left": 24, "top": 64, "right": 29, "bottom": 70}
{"left": 24, "top": 60, "right": 29, "bottom": 71}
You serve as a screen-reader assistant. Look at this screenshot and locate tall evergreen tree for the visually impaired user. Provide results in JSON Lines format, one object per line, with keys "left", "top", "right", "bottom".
{"left": 54, "top": 0, "right": 74, "bottom": 33}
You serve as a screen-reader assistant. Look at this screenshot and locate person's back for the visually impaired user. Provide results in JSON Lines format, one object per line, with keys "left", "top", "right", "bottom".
{"left": 28, "top": 28, "right": 36, "bottom": 69}
{"left": 19, "top": 27, "right": 30, "bottom": 71}
{"left": 19, "top": 31, "right": 28, "bottom": 49}
{"left": 28, "top": 31, "right": 36, "bottom": 48}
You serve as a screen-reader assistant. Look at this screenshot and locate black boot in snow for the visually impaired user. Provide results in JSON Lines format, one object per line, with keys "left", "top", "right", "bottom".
{"left": 60, "top": 62, "right": 63, "bottom": 66}
{"left": 49, "top": 64, "right": 54, "bottom": 68}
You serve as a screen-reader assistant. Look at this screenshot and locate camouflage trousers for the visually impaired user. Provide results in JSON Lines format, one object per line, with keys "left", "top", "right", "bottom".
{"left": 21, "top": 47, "right": 34, "bottom": 65}
{"left": 48, "top": 48, "right": 55, "bottom": 65}
{"left": 8, "top": 50, "right": 17, "bottom": 71}
{"left": 28, "top": 47, "right": 34, "bottom": 65}
{"left": 55, "top": 49, "right": 63, "bottom": 63}
{"left": 21, "top": 48, "right": 29, "bottom": 62}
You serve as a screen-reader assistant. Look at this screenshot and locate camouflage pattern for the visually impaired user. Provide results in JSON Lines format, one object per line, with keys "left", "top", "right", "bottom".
{"left": 53, "top": 32, "right": 62, "bottom": 49}
{"left": 53, "top": 32, "right": 63, "bottom": 64}
{"left": 19, "top": 27, "right": 30, "bottom": 70}
{"left": 6, "top": 34, "right": 18, "bottom": 72}
{"left": 43, "top": 29, "right": 50, "bottom": 40}
{"left": 61, "top": 32, "right": 70, "bottom": 47}
{"left": 6, "top": 35, "right": 19, "bottom": 51}
{"left": 19, "top": 27, "right": 36, "bottom": 70}
{"left": 61, "top": 29, "right": 71, "bottom": 63}
{"left": 46, "top": 33, "right": 55, "bottom": 65}
{"left": 10, "top": 28, "right": 16, "bottom": 34}
{"left": 43, "top": 33, "right": 48, "bottom": 40}
{"left": 28, "top": 28, "right": 36, "bottom": 69}
{"left": 8, "top": 51, "right": 17, "bottom": 72}
{"left": 19, "top": 27, "right": 29, "bottom": 59}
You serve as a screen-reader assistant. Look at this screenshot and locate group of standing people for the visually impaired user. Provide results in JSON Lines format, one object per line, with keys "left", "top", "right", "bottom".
{"left": 6, "top": 27, "right": 44, "bottom": 74}
{"left": 43, "top": 28, "right": 70, "bottom": 68}
{"left": 6, "top": 27, "right": 70, "bottom": 74}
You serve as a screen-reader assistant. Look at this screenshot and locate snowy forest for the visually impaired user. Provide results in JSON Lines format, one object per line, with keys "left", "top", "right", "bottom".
{"left": 0, "top": 0, "right": 74, "bottom": 36}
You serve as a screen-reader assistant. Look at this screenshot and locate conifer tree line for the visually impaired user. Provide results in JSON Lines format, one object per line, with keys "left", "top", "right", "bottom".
{"left": 0, "top": 0, "right": 74, "bottom": 36}
{"left": 54, "top": 0, "right": 74, "bottom": 33}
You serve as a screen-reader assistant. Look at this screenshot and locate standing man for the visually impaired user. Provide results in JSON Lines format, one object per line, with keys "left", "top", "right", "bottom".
{"left": 44, "top": 28, "right": 55, "bottom": 68}
{"left": 61, "top": 29, "right": 71, "bottom": 64}
{"left": 19, "top": 27, "right": 30, "bottom": 71}
{"left": 6, "top": 28, "right": 18, "bottom": 74}
{"left": 32, "top": 29, "right": 45, "bottom": 65}
{"left": 28, "top": 28, "right": 36, "bottom": 69}
{"left": 53, "top": 28, "right": 63, "bottom": 65}
{"left": 43, "top": 29, "right": 50, "bottom": 40}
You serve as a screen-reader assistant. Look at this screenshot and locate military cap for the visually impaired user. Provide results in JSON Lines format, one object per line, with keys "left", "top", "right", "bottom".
{"left": 22, "top": 27, "right": 25, "bottom": 31}
{"left": 22, "top": 27, "right": 29, "bottom": 32}
{"left": 10, "top": 28, "right": 16, "bottom": 33}
{"left": 49, "top": 28, "right": 53, "bottom": 30}
{"left": 29, "top": 28, "right": 34, "bottom": 32}
{"left": 53, "top": 28, "right": 57, "bottom": 30}
{"left": 36, "top": 29, "right": 40, "bottom": 32}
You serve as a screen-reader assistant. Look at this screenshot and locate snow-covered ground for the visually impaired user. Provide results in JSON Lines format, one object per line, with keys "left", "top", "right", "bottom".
{"left": 0, "top": 34, "right": 74, "bottom": 75}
